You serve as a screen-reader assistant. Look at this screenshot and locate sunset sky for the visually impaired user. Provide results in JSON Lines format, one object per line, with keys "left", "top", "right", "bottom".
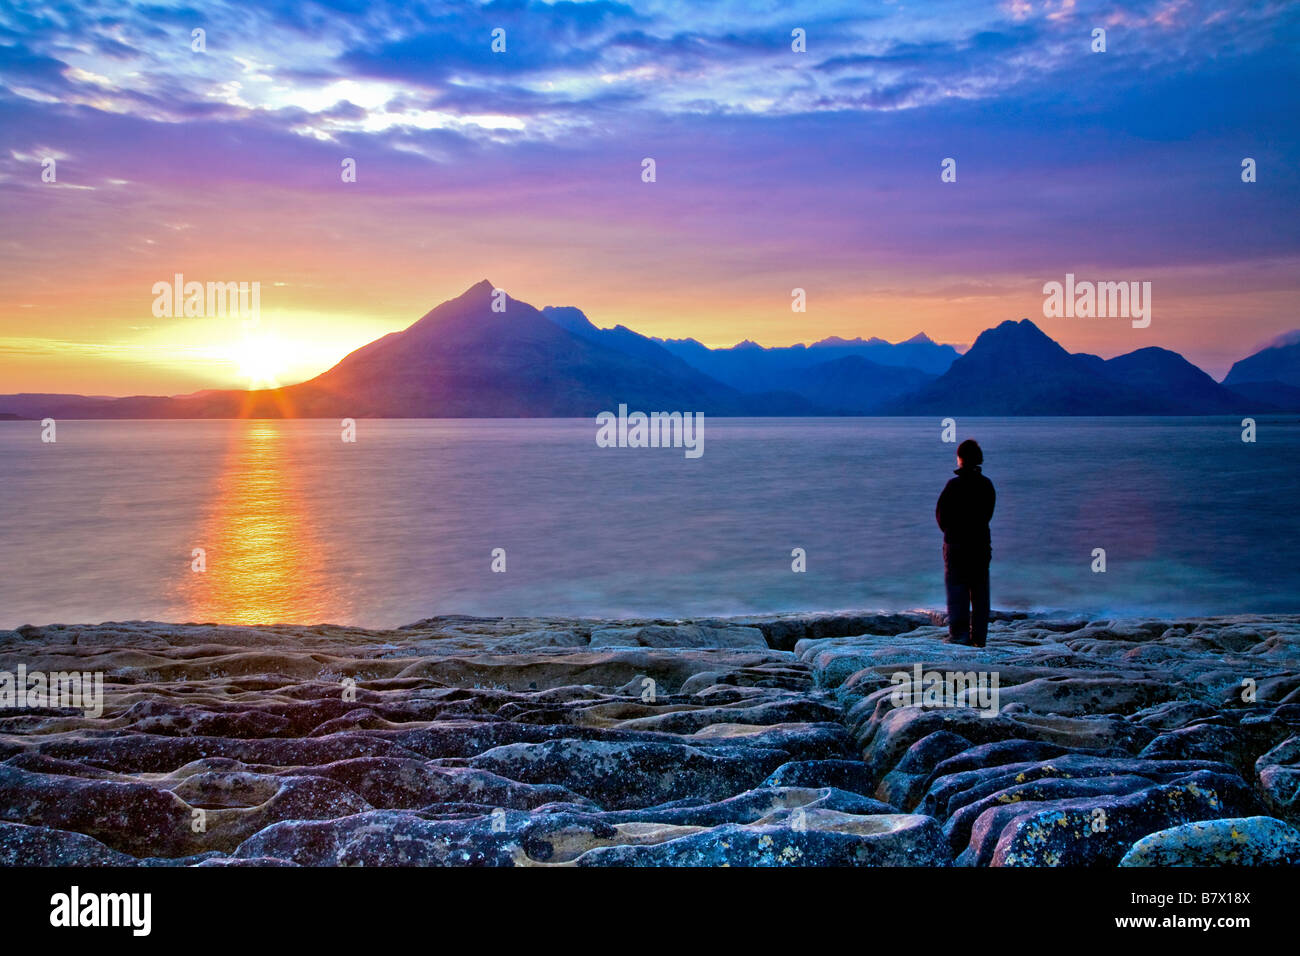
{"left": 1, "top": 0, "right": 1297, "bottom": 394}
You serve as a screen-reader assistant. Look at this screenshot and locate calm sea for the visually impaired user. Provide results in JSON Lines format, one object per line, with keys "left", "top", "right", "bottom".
{"left": 0, "top": 417, "right": 1296, "bottom": 628}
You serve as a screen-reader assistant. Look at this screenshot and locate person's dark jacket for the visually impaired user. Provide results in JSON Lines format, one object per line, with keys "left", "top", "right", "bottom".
{"left": 936, "top": 464, "right": 996, "bottom": 560}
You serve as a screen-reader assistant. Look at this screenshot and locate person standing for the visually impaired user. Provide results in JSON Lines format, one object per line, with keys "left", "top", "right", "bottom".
{"left": 936, "top": 439, "right": 996, "bottom": 647}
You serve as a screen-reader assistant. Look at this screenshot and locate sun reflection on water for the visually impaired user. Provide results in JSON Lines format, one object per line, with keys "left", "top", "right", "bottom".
{"left": 181, "top": 420, "right": 346, "bottom": 625}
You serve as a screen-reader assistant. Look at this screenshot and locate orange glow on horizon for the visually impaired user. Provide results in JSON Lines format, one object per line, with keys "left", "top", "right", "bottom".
{"left": 1, "top": 261, "right": 1295, "bottom": 393}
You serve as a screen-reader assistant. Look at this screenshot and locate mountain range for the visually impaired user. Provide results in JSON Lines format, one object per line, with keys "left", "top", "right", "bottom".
{"left": 2, "top": 280, "right": 1297, "bottom": 418}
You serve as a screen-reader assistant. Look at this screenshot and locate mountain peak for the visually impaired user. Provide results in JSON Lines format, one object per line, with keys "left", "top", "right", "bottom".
{"left": 430, "top": 279, "right": 497, "bottom": 309}
{"left": 903, "top": 332, "right": 934, "bottom": 345}
{"left": 542, "top": 305, "right": 597, "bottom": 335}
{"left": 1224, "top": 328, "right": 1300, "bottom": 387}
{"left": 987, "top": 317, "right": 1049, "bottom": 337}
{"left": 962, "top": 317, "right": 1069, "bottom": 362}
{"left": 1262, "top": 329, "right": 1300, "bottom": 350}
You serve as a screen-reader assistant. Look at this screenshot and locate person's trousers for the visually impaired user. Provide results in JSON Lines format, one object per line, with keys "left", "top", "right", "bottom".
{"left": 944, "top": 544, "right": 990, "bottom": 646}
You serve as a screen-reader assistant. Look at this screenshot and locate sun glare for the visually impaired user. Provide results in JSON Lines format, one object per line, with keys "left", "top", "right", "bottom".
{"left": 230, "top": 333, "right": 290, "bottom": 389}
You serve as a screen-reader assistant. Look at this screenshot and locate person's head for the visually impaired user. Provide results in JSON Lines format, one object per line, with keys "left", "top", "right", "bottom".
{"left": 956, "top": 438, "right": 983, "bottom": 469}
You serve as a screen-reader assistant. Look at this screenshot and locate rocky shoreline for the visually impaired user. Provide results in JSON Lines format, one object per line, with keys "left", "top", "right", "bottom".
{"left": 1, "top": 611, "right": 1298, "bottom": 866}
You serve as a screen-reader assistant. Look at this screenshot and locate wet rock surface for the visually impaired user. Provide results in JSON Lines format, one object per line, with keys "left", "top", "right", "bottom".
{"left": 0, "top": 612, "right": 1296, "bottom": 866}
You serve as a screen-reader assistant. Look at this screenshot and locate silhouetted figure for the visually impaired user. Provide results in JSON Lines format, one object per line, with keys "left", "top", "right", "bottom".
{"left": 936, "top": 439, "right": 995, "bottom": 647}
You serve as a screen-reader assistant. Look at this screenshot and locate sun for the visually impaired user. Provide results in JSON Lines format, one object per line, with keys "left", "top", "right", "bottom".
{"left": 229, "top": 332, "right": 291, "bottom": 389}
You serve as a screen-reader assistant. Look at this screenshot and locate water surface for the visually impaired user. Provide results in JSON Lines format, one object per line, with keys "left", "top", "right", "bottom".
{"left": 1, "top": 417, "right": 1295, "bottom": 627}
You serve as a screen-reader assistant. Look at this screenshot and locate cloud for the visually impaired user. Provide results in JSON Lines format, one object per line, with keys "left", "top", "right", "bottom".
{"left": 0, "top": 0, "right": 1297, "bottom": 386}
